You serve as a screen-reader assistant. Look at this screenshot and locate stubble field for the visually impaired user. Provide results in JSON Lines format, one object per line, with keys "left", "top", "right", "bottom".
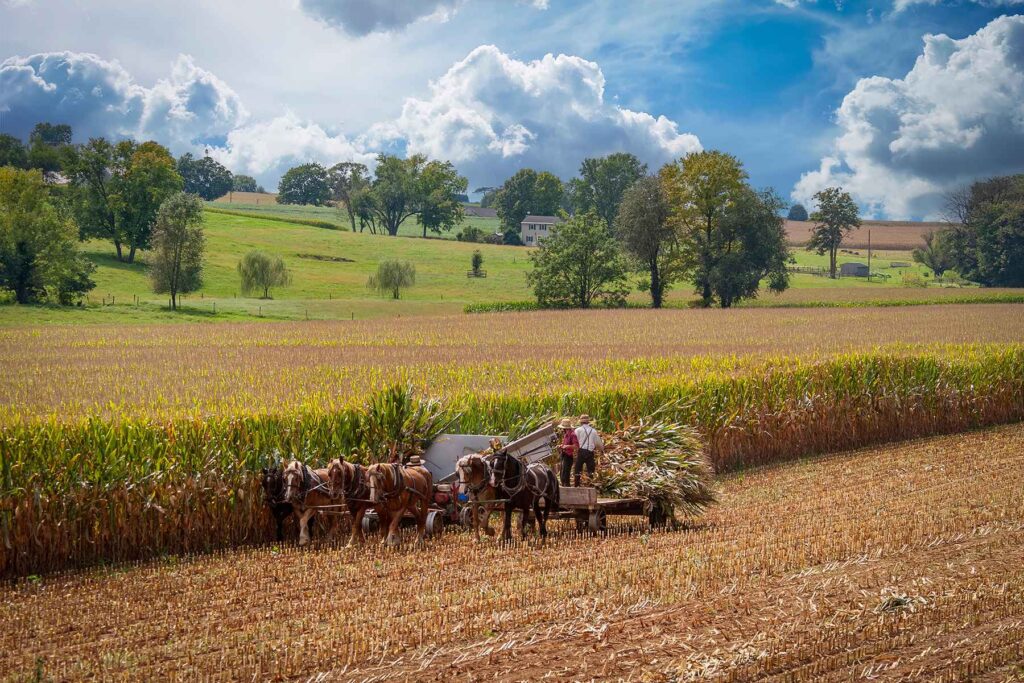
{"left": 2, "top": 424, "right": 1022, "bottom": 681}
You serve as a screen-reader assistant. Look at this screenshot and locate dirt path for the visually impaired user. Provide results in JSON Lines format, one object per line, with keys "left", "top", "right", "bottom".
{"left": 2, "top": 425, "right": 1023, "bottom": 682}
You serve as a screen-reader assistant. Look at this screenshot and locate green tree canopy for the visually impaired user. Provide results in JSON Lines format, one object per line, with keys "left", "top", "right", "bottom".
{"left": 27, "top": 122, "right": 74, "bottom": 177}
{"left": 329, "top": 162, "right": 370, "bottom": 232}
{"left": 177, "top": 153, "right": 233, "bottom": 201}
{"left": 661, "top": 150, "right": 749, "bottom": 307}
{"left": 63, "top": 138, "right": 183, "bottom": 263}
{"left": 0, "top": 167, "right": 95, "bottom": 304}
{"left": 806, "top": 187, "right": 861, "bottom": 279}
{"left": 0, "top": 135, "right": 28, "bottom": 169}
{"left": 277, "top": 163, "right": 331, "bottom": 206}
{"left": 360, "top": 154, "right": 467, "bottom": 237}
{"left": 232, "top": 174, "right": 259, "bottom": 193}
{"left": 912, "top": 230, "right": 954, "bottom": 277}
{"left": 710, "top": 188, "right": 791, "bottom": 307}
{"left": 787, "top": 203, "right": 809, "bottom": 221}
{"left": 238, "top": 250, "right": 291, "bottom": 299}
{"left": 368, "top": 259, "right": 416, "bottom": 299}
{"left": 615, "top": 175, "right": 683, "bottom": 308}
{"left": 570, "top": 152, "right": 648, "bottom": 231}
{"left": 149, "top": 193, "right": 205, "bottom": 310}
{"left": 945, "top": 175, "right": 1024, "bottom": 287}
{"left": 528, "top": 210, "right": 629, "bottom": 309}
{"left": 494, "top": 169, "right": 564, "bottom": 232}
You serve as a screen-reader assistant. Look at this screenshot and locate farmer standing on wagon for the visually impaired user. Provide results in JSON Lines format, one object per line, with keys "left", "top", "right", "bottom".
{"left": 573, "top": 415, "right": 603, "bottom": 487}
{"left": 556, "top": 418, "right": 579, "bottom": 487}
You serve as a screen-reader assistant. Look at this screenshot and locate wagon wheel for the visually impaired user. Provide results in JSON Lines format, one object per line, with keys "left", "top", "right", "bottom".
{"left": 361, "top": 512, "right": 380, "bottom": 535}
{"left": 460, "top": 505, "right": 489, "bottom": 528}
{"left": 588, "top": 508, "right": 607, "bottom": 534}
{"left": 575, "top": 512, "right": 588, "bottom": 533}
{"left": 425, "top": 510, "right": 445, "bottom": 537}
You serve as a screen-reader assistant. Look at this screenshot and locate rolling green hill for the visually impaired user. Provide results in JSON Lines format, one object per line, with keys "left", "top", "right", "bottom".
{"left": 0, "top": 205, "right": 1013, "bottom": 326}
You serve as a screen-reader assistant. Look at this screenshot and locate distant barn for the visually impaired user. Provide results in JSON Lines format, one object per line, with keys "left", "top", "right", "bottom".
{"left": 840, "top": 262, "right": 870, "bottom": 277}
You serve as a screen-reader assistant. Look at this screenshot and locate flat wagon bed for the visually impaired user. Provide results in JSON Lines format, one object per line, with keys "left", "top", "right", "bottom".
{"left": 553, "top": 486, "right": 668, "bottom": 533}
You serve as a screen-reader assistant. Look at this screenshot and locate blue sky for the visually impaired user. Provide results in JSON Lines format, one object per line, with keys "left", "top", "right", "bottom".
{"left": 1, "top": 0, "right": 1023, "bottom": 219}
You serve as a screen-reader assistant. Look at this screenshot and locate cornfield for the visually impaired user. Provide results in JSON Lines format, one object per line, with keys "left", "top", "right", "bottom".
{"left": 2, "top": 425, "right": 1021, "bottom": 680}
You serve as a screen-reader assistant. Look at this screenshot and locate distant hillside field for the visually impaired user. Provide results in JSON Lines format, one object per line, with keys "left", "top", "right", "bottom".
{"left": 785, "top": 219, "right": 946, "bottom": 250}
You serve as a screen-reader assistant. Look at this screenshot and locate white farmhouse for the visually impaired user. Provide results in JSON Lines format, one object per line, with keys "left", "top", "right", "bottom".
{"left": 520, "top": 215, "right": 561, "bottom": 245}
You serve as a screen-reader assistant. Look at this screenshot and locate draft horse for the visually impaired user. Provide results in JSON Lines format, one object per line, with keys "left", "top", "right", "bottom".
{"left": 281, "top": 460, "right": 332, "bottom": 546}
{"left": 260, "top": 466, "right": 296, "bottom": 541}
{"left": 326, "top": 456, "right": 385, "bottom": 547}
{"left": 489, "top": 449, "right": 559, "bottom": 543}
{"left": 366, "top": 462, "right": 433, "bottom": 547}
{"left": 456, "top": 452, "right": 499, "bottom": 542}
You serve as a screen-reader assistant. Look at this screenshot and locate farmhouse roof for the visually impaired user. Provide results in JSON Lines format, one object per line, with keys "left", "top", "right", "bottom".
{"left": 522, "top": 215, "right": 561, "bottom": 224}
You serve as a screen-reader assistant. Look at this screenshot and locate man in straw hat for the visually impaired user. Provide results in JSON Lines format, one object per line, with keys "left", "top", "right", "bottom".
{"left": 556, "top": 417, "right": 580, "bottom": 487}
{"left": 573, "top": 415, "right": 603, "bottom": 487}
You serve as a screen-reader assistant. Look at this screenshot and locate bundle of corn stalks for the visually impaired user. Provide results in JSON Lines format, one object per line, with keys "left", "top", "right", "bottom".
{"left": 591, "top": 414, "right": 717, "bottom": 518}
{"left": 357, "top": 384, "right": 460, "bottom": 463}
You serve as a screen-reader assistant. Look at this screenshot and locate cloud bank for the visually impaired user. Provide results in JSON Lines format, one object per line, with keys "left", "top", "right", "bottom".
{"left": 793, "top": 14, "right": 1024, "bottom": 219}
{"left": 371, "top": 45, "right": 701, "bottom": 186}
{"left": 298, "top": 0, "right": 549, "bottom": 36}
{"left": 0, "top": 52, "right": 247, "bottom": 148}
{"left": 0, "top": 44, "right": 697, "bottom": 191}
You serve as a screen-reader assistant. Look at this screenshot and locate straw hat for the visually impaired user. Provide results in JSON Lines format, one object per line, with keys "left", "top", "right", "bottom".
{"left": 579, "top": 414, "right": 592, "bottom": 424}
{"left": 558, "top": 418, "right": 574, "bottom": 430}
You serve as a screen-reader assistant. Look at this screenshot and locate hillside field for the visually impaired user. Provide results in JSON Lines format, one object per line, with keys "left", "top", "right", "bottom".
{"left": 3, "top": 424, "right": 1022, "bottom": 681}
{"left": 0, "top": 207, "right": 1015, "bottom": 326}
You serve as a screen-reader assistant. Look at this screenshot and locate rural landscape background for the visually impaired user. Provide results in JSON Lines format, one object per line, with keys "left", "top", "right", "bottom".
{"left": 2, "top": 0, "right": 1024, "bottom": 681}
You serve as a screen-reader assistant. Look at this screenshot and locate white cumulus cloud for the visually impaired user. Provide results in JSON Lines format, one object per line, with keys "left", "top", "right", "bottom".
{"left": 370, "top": 45, "right": 701, "bottom": 186}
{"left": 793, "top": 14, "right": 1024, "bottom": 219}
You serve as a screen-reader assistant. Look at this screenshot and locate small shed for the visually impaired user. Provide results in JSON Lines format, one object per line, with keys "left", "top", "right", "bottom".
{"left": 840, "top": 262, "right": 870, "bottom": 277}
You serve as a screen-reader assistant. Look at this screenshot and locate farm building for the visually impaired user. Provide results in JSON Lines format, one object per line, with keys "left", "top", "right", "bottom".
{"left": 520, "top": 215, "right": 561, "bottom": 245}
{"left": 840, "top": 262, "right": 870, "bottom": 277}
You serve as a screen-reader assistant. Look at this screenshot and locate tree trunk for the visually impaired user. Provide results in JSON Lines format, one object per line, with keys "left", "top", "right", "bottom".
{"left": 650, "top": 260, "right": 663, "bottom": 309}
{"left": 115, "top": 240, "right": 123, "bottom": 262}
{"left": 127, "top": 243, "right": 137, "bottom": 264}
{"left": 170, "top": 291, "right": 177, "bottom": 310}
{"left": 423, "top": 224, "right": 427, "bottom": 238}
{"left": 701, "top": 282, "right": 712, "bottom": 308}
{"left": 264, "top": 286, "right": 269, "bottom": 299}
{"left": 830, "top": 248, "right": 838, "bottom": 279}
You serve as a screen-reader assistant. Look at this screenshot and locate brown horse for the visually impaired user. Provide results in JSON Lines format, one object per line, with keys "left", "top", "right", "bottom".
{"left": 366, "top": 462, "right": 433, "bottom": 547}
{"left": 281, "top": 460, "right": 332, "bottom": 546}
{"left": 326, "top": 456, "right": 386, "bottom": 547}
{"left": 456, "top": 453, "right": 499, "bottom": 542}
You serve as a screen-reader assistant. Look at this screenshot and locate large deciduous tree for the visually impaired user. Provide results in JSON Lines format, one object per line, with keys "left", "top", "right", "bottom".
{"left": 570, "top": 152, "right": 648, "bottom": 232}
{"left": 0, "top": 167, "right": 95, "bottom": 304}
{"left": 912, "top": 230, "right": 954, "bottom": 277}
{"left": 176, "top": 154, "right": 233, "bottom": 201}
{"left": 615, "top": 175, "right": 683, "bottom": 308}
{"left": 27, "top": 123, "right": 73, "bottom": 178}
{"left": 277, "top": 163, "right": 331, "bottom": 206}
{"left": 329, "top": 162, "right": 369, "bottom": 232}
{"left": 710, "top": 188, "right": 790, "bottom": 307}
{"left": 149, "top": 193, "right": 205, "bottom": 310}
{"left": 806, "top": 187, "right": 861, "bottom": 279}
{"left": 787, "top": 203, "right": 808, "bottom": 221}
{"left": 528, "top": 210, "right": 629, "bottom": 309}
{"left": 232, "top": 174, "right": 259, "bottom": 193}
{"left": 360, "top": 154, "right": 467, "bottom": 237}
{"left": 945, "top": 174, "right": 1024, "bottom": 287}
{"left": 0, "top": 135, "right": 28, "bottom": 169}
{"left": 494, "top": 169, "right": 564, "bottom": 233}
{"left": 64, "top": 138, "right": 182, "bottom": 263}
{"left": 661, "top": 150, "right": 748, "bottom": 307}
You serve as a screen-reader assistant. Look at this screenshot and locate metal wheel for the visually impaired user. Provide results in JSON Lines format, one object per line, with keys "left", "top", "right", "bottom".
{"left": 426, "top": 510, "right": 445, "bottom": 537}
{"left": 648, "top": 506, "right": 668, "bottom": 529}
{"left": 588, "top": 508, "right": 607, "bottom": 534}
{"left": 361, "top": 512, "right": 379, "bottom": 535}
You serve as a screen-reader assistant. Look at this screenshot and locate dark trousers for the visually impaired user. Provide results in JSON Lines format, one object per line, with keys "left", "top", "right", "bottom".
{"left": 560, "top": 454, "right": 573, "bottom": 487}
{"left": 573, "top": 449, "right": 595, "bottom": 486}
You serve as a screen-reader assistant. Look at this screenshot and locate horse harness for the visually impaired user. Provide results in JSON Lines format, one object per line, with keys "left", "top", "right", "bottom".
{"left": 372, "top": 463, "right": 429, "bottom": 503}
{"left": 494, "top": 451, "right": 552, "bottom": 500}
{"left": 287, "top": 463, "right": 330, "bottom": 504}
